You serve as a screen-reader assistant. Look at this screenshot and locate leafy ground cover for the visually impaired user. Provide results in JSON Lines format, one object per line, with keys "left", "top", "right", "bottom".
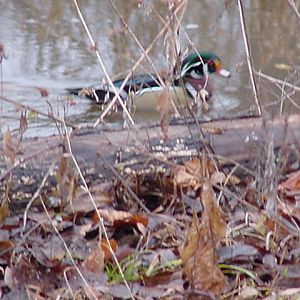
{"left": 1, "top": 134, "right": 300, "bottom": 299}
{"left": 1, "top": 0, "right": 300, "bottom": 299}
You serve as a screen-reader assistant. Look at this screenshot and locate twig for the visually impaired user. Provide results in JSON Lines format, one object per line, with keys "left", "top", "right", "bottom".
{"left": 96, "top": 0, "right": 188, "bottom": 125}
{"left": 285, "top": 0, "right": 300, "bottom": 22}
{"left": 0, "top": 96, "right": 76, "bottom": 129}
{"left": 97, "top": 152, "right": 151, "bottom": 214}
{"left": 40, "top": 198, "right": 99, "bottom": 300}
{"left": 0, "top": 44, "right": 3, "bottom": 119}
{"left": 108, "top": 0, "right": 185, "bottom": 95}
{"left": 237, "top": 0, "right": 262, "bottom": 115}
{"left": 216, "top": 164, "right": 238, "bottom": 204}
{"left": 71, "top": 0, "right": 135, "bottom": 126}
{"left": 9, "top": 222, "right": 41, "bottom": 262}
{"left": 152, "top": 9, "right": 225, "bottom": 176}
{"left": 22, "top": 162, "right": 56, "bottom": 232}
{"left": 267, "top": 195, "right": 300, "bottom": 236}
{"left": 108, "top": 0, "right": 182, "bottom": 117}
{"left": 276, "top": 82, "right": 300, "bottom": 111}
{"left": 63, "top": 267, "right": 75, "bottom": 299}
{"left": 62, "top": 123, "right": 135, "bottom": 300}
{"left": 255, "top": 70, "right": 300, "bottom": 92}
{"left": 108, "top": 0, "right": 165, "bottom": 87}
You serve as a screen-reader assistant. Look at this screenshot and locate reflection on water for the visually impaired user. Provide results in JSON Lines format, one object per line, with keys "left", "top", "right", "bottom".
{"left": 0, "top": 0, "right": 299, "bottom": 136}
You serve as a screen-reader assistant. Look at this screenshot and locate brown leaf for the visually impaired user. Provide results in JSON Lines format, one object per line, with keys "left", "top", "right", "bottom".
{"left": 278, "top": 170, "right": 300, "bottom": 192}
{"left": 0, "top": 240, "right": 14, "bottom": 250}
{"left": 173, "top": 166, "right": 201, "bottom": 189}
{"left": 19, "top": 112, "right": 28, "bottom": 135}
{"left": 56, "top": 151, "right": 77, "bottom": 207}
{"left": 65, "top": 188, "right": 112, "bottom": 214}
{"left": 181, "top": 179, "right": 227, "bottom": 298}
{"left": 172, "top": 158, "right": 215, "bottom": 189}
{"left": 82, "top": 243, "right": 104, "bottom": 274}
{"left": 101, "top": 239, "right": 118, "bottom": 261}
{"left": 0, "top": 205, "right": 10, "bottom": 224}
{"left": 3, "top": 129, "right": 16, "bottom": 163}
{"left": 31, "top": 244, "right": 61, "bottom": 268}
{"left": 181, "top": 213, "right": 226, "bottom": 298}
{"left": 129, "top": 215, "right": 149, "bottom": 227}
{"left": 35, "top": 87, "right": 49, "bottom": 97}
{"left": 210, "top": 171, "right": 226, "bottom": 185}
{"left": 185, "top": 158, "right": 215, "bottom": 177}
{"left": 181, "top": 213, "right": 201, "bottom": 263}
{"left": 228, "top": 174, "right": 241, "bottom": 185}
{"left": 201, "top": 179, "right": 227, "bottom": 241}
{"left": 113, "top": 215, "right": 149, "bottom": 235}
{"left": 204, "top": 126, "right": 224, "bottom": 134}
{"left": 92, "top": 208, "right": 132, "bottom": 224}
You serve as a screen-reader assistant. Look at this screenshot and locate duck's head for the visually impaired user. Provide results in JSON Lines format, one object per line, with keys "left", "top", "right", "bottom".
{"left": 180, "top": 52, "right": 230, "bottom": 79}
{"left": 178, "top": 52, "right": 230, "bottom": 100}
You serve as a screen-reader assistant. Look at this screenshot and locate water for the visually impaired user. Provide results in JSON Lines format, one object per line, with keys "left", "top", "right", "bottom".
{"left": 0, "top": 0, "right": 299, "bottom": 137}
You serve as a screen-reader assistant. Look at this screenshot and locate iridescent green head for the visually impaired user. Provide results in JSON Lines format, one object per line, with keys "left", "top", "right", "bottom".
{"left": 180, "top": 52, "right": 230, "bottom": 79}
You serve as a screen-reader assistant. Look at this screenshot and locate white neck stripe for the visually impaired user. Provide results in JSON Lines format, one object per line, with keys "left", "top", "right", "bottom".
{"left": 181, "top": 61, "right": 203, "bottom": 77}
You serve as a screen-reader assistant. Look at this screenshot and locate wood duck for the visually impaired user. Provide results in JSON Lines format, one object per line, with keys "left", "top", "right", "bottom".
{"left": 67, "top": 52, "right": 230, "bottom": 107}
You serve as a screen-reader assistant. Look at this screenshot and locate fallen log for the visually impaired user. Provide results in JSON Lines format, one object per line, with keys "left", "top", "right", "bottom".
{"left": 1, "top": 114, "right": 300, "bottom": 209}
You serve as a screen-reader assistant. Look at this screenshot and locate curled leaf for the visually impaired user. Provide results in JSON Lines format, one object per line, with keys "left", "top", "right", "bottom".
{"left": 82, "top": 243, "right": 104, "bottom": 274}
{"left": 201, "top": 179, "right": 227, "bottom": 240}
{"left": 3, "top": 129, "right": 16, "bottom": 163}
{"left": 0, "top": 205, "right": 10, "bottom": 224}
{"left": 278, "top": 170, "right": 300, "bottom": 192}
{"left": 35, "top": 87, "right": 49, "bottom": 97}
{"left": 101, "top": 239, "right": 118, "bottom": 261}
{"left": 181, "top": 179, "right": 227, "bottom": 298}
{"left": 181, "top": 213, "right": 226, "bottom": 298}
{"left": 19, "top": 112, "right": 28, "bottom": 135}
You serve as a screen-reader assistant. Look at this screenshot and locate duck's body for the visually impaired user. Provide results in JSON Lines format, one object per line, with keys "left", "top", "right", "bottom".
{"left": 67, "top": 52, "right": 230, "bottom": 111}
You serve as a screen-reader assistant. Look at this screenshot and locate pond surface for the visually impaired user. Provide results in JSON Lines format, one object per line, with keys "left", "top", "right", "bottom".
{"left": 0, "top": 0, "right": 299, "bottom": 137}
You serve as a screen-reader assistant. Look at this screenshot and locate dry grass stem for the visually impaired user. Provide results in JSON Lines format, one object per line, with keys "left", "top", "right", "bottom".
{"left": 72, "top": 0, "right": 135, "bottom": 126}
{"left": 0, "top": 96, "right": 76, "bottom": 129}
{"left": 22, "top": 162, "right": 56, "bottom": 232}
{"left": 96, "top": 1, "right": 188, "bottom": 124}
{"left": 40, "top": 199, "right": 99, "bottom": 300}
{"left": 255, "top": 70, "right": 300, "bottom": 93}
{"left": 62, "top": 123, "right": 135, "bottom": 299}
{"left": 237, "top": 0, "right": 262, "bottom": 115}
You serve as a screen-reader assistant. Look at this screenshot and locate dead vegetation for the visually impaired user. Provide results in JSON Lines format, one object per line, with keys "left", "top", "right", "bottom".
{"left": 1, "top": 114, "right": 300, "bottom": 299}
{"left": 1, "top": 0, "right": 300, "bottom": 299}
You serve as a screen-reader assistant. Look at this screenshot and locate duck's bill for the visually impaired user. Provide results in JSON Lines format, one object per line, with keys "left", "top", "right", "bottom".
{"left": 218, "top": 69, "right": 231, "bottom": 77}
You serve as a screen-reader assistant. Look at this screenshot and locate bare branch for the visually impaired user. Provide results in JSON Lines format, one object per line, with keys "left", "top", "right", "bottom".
{"left": 0, "top": 96, "right": 76, "bottom": 129}
{"left": 255, "top": 70, "right": 300, "bottom": 93}
{"left": 237, "top": 0, "right": 262, "bottom": 115}
{"left": 71, "top": 0, "right": 135, "bottom": 125}
{"left": 96, "top": 0, "right": 188, "bottom": 124}
{"left": 62, "top": 123, "right": 135, "bottom": 299}
{"left": 285, "top": 0, "right": 300, "bottom": 22}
